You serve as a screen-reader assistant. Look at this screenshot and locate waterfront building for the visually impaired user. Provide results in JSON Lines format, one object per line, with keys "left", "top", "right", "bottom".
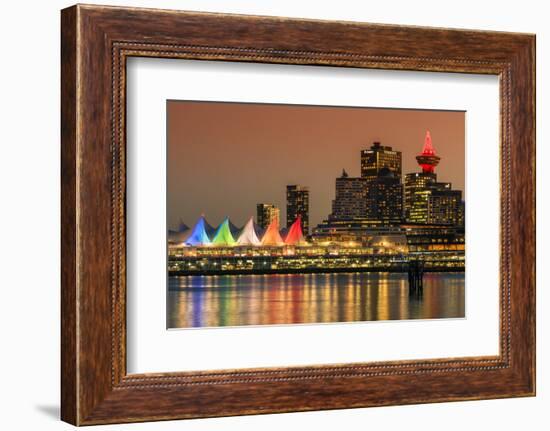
{"left": 403, "top": 224, "right": 465, "bottom": 253}
{"left": 360, "top": 141, "right": 402, "bottom": 180}
{"left": 257, "top": 203, "right": 280, "bottom": 230}
{"left": 169, "top": 213, "right": 465, "bottom": 273}
{"left": 169, "top": 222, "right": 464, "bottom": 274}
{"left": 286, "top": 185, "right": 310, "bottom": 235}
{"left": 311, "top": 219, "right": 402, "bottom": 244}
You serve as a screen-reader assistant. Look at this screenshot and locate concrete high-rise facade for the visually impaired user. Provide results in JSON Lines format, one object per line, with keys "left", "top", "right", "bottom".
{"left": 404, "top": 172, "right": 437, "bottom": 221}
{"left": 330, "top": 167, "right": 403, "bottom": 226}
{"left": 360, "top": 142, "right": 402, "bottom": 180}
{"left": 331, "top": 169, "right": 368, "bottom": 220}
{"left": 330, "top": 141, "right": 405, "bottom": 227}
{"left": 256, "top": 203, "right": 280, "bottom": 230}
{"left": 286, "top": 185, "right": 310, "bottom": 234}
{"left": 428, "top": 188, "right": 462, "bottom": 225}
{"left": 365, "top": 168, "right": 403, "bottom": 224}
{"left": 407, "top": 188, "right": 462, "bottom": 225}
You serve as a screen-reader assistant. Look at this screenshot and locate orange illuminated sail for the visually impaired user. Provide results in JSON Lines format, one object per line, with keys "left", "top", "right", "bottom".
{"left": 260, "top": 217, "right": 284, "bottom": 246}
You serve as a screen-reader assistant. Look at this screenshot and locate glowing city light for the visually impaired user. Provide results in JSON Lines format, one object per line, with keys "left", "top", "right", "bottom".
{"left": 416, "top": 130, "right": 441, "bottom": 173}
{"left": 168, "top": 134, "right": 465, "bottom": 279}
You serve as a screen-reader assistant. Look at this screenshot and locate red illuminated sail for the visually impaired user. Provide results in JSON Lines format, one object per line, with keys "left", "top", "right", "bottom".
{"left": 284, "top": 216, "right": 304, "bottom": 245}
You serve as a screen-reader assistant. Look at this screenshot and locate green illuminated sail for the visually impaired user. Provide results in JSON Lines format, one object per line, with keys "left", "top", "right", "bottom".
{"left": 212, "top": 218, "right": 237, "bottom": 246}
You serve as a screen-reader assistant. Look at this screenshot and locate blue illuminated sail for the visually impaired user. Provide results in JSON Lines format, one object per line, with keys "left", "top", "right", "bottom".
{"left": 184, "top": 216, "right": 211, "bottom": 246}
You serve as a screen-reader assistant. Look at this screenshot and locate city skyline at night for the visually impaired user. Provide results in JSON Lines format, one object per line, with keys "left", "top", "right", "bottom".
{"left": 167, "top": 101, "right": 465, "bottom": 230}
{"left": 167, "top": 100, "right": 466, "bottom": 328}
{"left": 170, "top": 130, "right": 464, "bottom": 249}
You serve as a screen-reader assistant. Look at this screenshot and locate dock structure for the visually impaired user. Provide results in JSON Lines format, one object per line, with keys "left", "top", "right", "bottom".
{"left": 408, "top": 260, "right": 425, "bottom": 295}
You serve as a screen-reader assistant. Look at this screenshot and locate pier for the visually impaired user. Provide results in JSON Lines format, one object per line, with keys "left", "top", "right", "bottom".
{"left": 408, "top": 260, "right": 425, "bottom": 295}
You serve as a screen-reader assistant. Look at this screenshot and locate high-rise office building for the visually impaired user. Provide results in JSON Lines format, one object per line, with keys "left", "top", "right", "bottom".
{"left": 286, "top": 185, "right": 310, "bottom": 234}
{"left": 330, "top": 168, "right": 402, "bottom": 226}
{"left": 315, "top": 131, "right": 464, "bottom": 242}
{"left": 330, "top": 169, "right": 368, "bottom": 220}
{"left": 256, "top": 203, "right": 280, "bottom": 230}
{"left": 458, "top": 201, "right": 465, "bottom": 228}
{"left": 365, "top": 168, "right": 403, "bottom": 224}
{"left": 404, "top": 172, "right": 436, "bottom": 221}
{"left": 408, "top": 188, "right": 462, "bottom": 225}
{"left": 428, "top": 189, "right": 462, "bottom": 225}
{"left": 360, "top": 142, "right": 402, "bottom": 180}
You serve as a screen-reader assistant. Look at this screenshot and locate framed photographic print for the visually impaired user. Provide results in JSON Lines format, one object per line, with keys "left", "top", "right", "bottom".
{"left": 61, "top": 4, "right": 535, "bottom": 425}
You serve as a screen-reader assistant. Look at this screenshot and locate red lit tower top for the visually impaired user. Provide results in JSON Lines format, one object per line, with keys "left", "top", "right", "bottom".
{"left": 416, "top": 131, "right": 441, "bottom": 173}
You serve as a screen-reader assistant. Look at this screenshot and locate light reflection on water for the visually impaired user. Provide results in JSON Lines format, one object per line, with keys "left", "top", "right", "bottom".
{"left": 167, "top": 272, "right": 465, "bottom": 329}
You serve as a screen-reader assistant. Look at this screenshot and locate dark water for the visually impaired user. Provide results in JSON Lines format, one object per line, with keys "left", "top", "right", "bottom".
{"left": 167, "top": 272, "right": 465, "bottom": 329}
